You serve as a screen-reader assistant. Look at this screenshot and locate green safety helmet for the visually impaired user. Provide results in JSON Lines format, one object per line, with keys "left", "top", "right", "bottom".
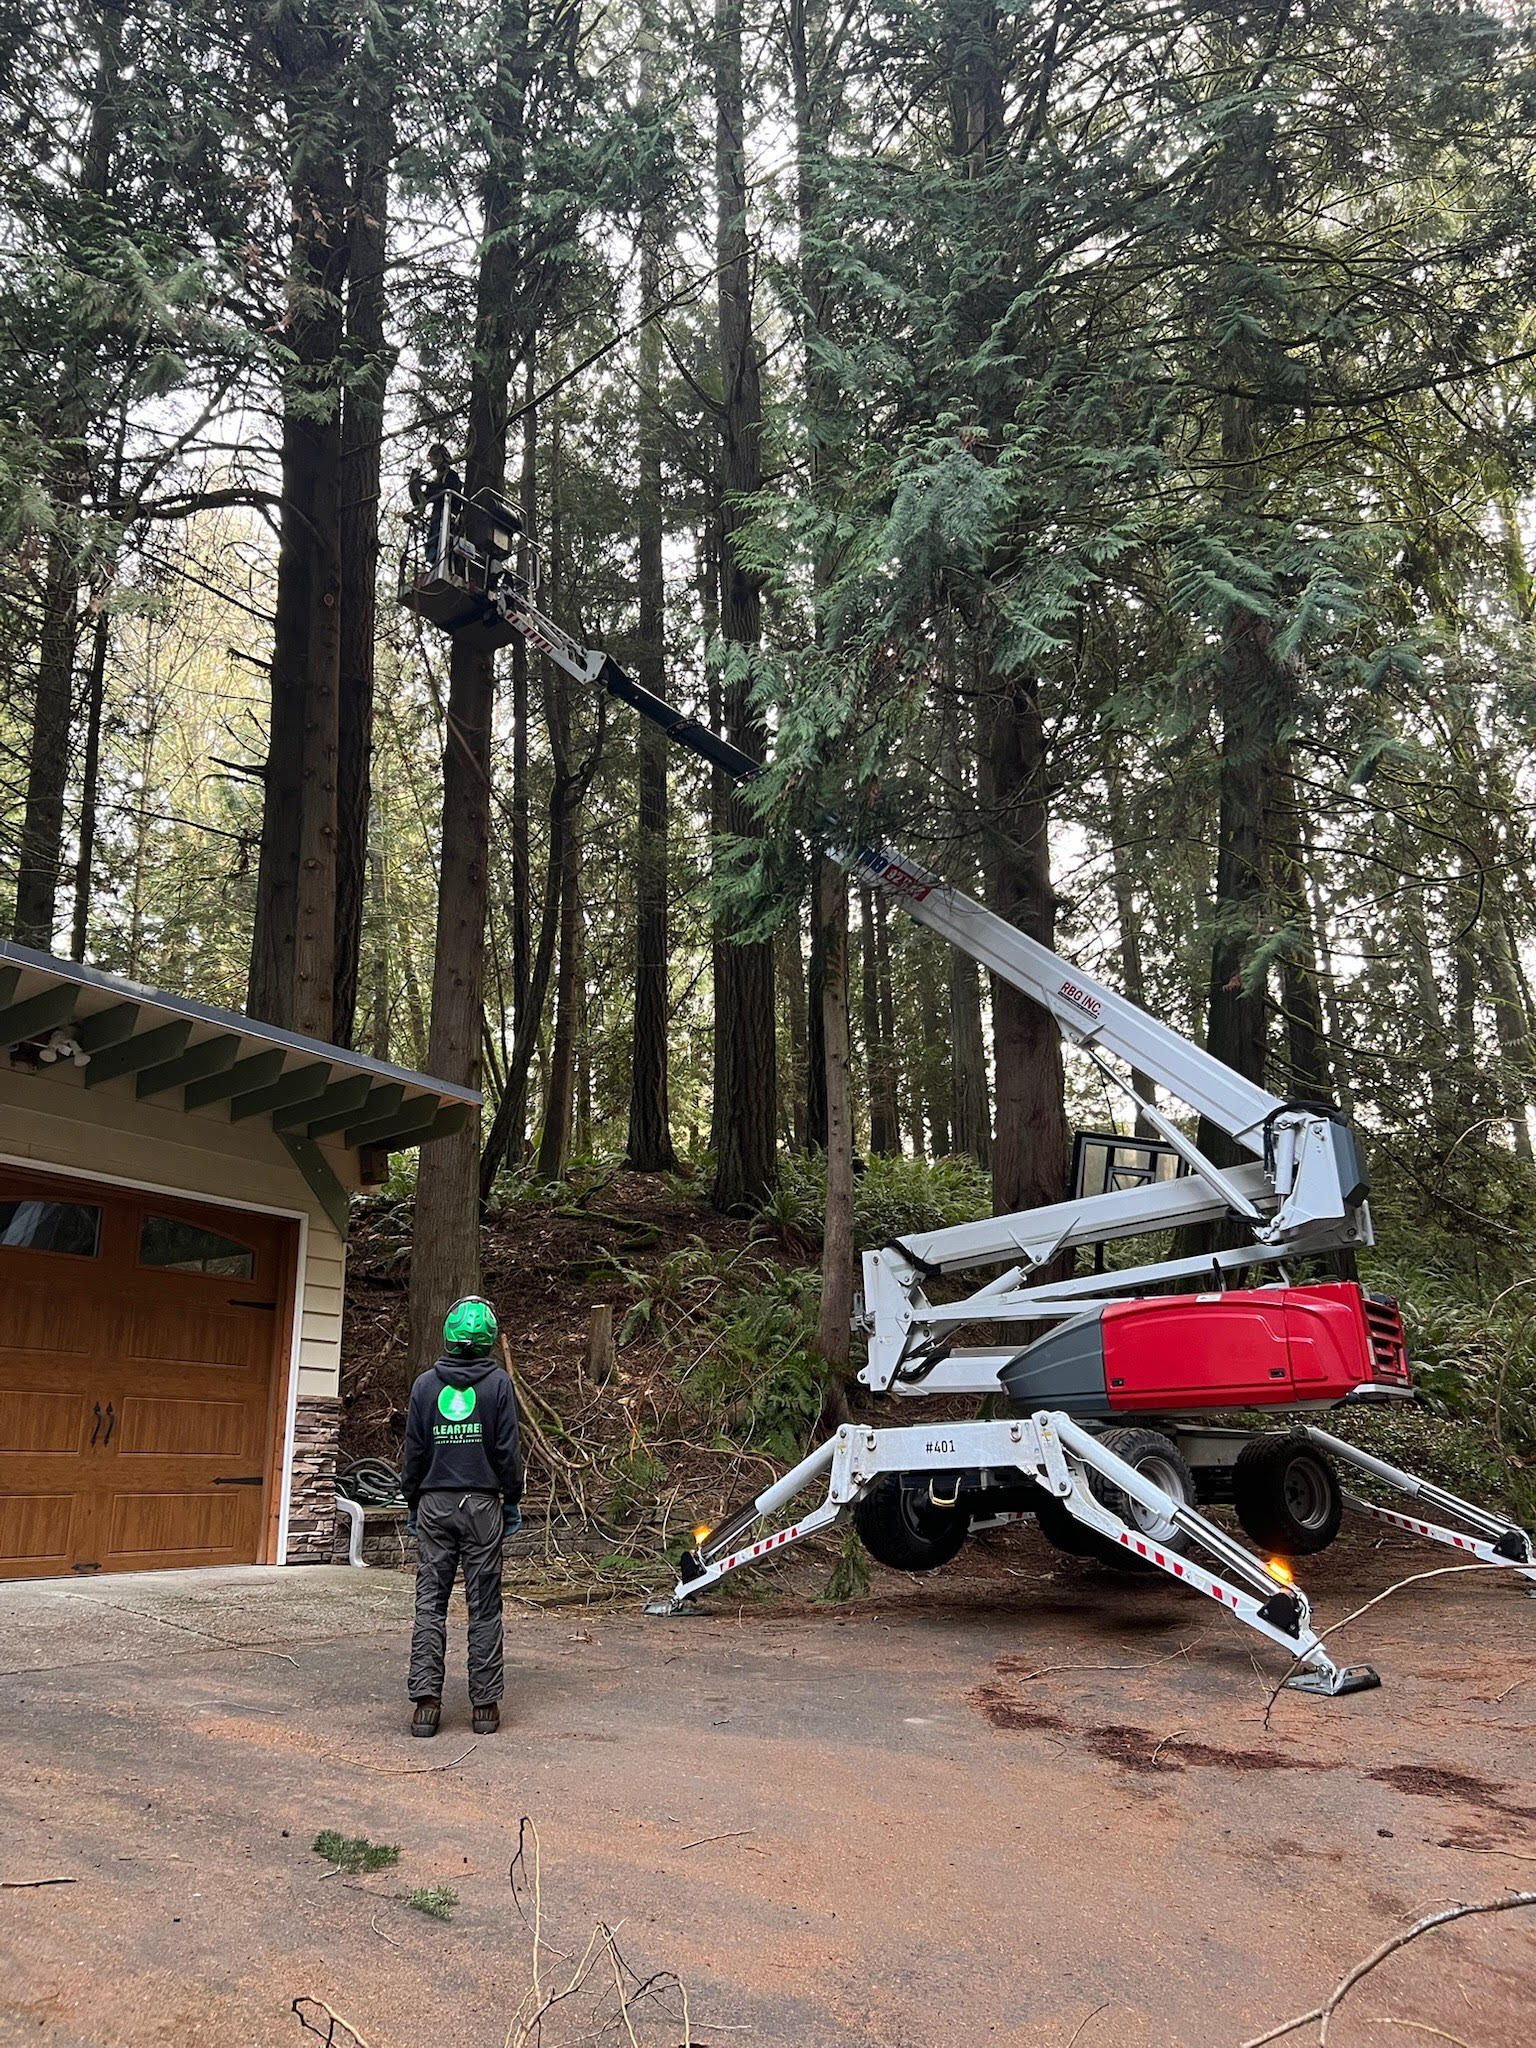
{"left": 443, "top": 1296, "right": 498, "bottom": 1358}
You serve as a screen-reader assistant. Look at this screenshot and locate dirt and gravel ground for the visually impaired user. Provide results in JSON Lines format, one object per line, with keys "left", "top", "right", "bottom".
{"left": 1, "top": 1525, "right": 1533, "bottom": 2048}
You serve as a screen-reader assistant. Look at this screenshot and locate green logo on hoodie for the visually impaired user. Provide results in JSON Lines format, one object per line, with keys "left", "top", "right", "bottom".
{"left": 438, "top": 1383, "right": 477, "bottom": 1423}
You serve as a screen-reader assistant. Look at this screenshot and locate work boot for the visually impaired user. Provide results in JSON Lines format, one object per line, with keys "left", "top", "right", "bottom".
{"left": 471, "top": 1700, "right": 500, "bottom": 1735}
{"left": 411, "top": 1697, "right": 441, "bottom": 1739}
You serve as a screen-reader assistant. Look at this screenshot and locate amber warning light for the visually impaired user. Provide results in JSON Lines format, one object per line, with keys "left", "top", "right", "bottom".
{"left": 1265, "top": 1558, "right": 1294, "bottom": 1585}
{"left": 692, "top": 1525, "right": 713, "bottom": 1547}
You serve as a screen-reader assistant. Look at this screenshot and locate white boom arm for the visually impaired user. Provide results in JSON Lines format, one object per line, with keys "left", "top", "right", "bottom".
{"left": 415, "top": 545, "right": 1372, "bottom": 1400}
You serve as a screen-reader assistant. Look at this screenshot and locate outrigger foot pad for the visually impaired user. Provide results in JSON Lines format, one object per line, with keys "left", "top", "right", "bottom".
{"left": 644, "top": 1594, "right": 700, "bottom": 1617}
{"left": 1284, "top": 1663, "right": 1381, "bottom": 1697}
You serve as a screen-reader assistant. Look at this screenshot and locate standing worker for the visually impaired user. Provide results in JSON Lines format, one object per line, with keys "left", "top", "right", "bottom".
{"left": 407, "top": 441, "right": 461, "bottom": 571}
{"left": 402, "top": 1297, "right": 522, "bottom": 1737}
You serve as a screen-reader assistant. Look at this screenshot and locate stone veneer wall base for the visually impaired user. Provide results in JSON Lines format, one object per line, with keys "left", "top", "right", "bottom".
{"left": 285, "top": 1394, "right": 341, "bottom": 1563}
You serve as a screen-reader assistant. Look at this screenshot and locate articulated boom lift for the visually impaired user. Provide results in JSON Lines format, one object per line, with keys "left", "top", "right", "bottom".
{"left": 402, "top": 490, "right": 1536, "bottom": 1697}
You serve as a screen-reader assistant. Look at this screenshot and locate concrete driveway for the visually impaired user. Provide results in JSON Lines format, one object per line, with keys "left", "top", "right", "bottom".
{"left": 1, "top": 1530, "right": 1533, "bottom": 2048}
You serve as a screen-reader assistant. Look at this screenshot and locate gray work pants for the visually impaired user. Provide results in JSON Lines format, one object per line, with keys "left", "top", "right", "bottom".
{"left": 408, "top": 1489, "right": 505, "bottom": 1704}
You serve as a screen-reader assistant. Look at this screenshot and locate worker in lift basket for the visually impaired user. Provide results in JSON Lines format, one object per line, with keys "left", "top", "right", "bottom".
{"left": 407, "top": 441, "right": 461, "bottom": 571}
{"left": 402, "top": 1297, "right": 522, "bottom": 1738}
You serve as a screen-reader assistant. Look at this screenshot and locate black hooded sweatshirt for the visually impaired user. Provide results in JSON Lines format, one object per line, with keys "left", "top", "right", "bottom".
{"left": 401, "top": 1357, "right": 523, "bottom": 1505}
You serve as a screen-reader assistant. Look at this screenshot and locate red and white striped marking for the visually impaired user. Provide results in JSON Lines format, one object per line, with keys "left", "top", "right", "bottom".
{"left": 1354, "top": 1500, "right": 1529, "bottom": 1562}
{"left": 1370, "top": 1505, "right": 1479, "bottom": 1548}
{"left": 1116, "top": 1533, "right": 1245, "bottom": 1608}
{"left": 720, "top": 1525, "right": 800, "bottom": 1572}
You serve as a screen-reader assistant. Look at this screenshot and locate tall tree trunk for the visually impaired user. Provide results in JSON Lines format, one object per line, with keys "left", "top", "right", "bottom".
{"left": 789, "top": 0, "right": 835, "bottom": 1169}
{"left": 538, "top": 819, "right": 581, "bottom": 1178}
{"left": 249, "top": 7, "right": 349, "bottom": 1036}
{"left": 68, "top": 602, "right": 110, "bottom": 961}
{"left": 482, "top": 370, "right": 537, "bottom": 1184}
{"left": 1270, "top": 778, "right": 1334, "bottom": 1102}
{"left": 1451, "top": 859, "right": 1480, "bottom": 1126}
{"left": 780, "top": 918, "right": 809, "bottom": 1151}
{"left": 1297, "top": 805, "right": 1353, "bottom": 1115}
{"left": 368, "top": 838, "right": 390, "bottom": 1060}
{"left": 333, "top": 27, "right": 397, "bottom": 1045}
{"left": 625, "top": 182, "right": 677, "bottom": 1172}
{"left": 16, "top": 520, "right": 84, "bottom": 951}
{"left": 1195, "top": 397, "right": 1292, "bottom": 1159}
{"left": 942, "top": 726, "right": 991, "bottom": 1165}
{"left": 984, "top": 676, "right": 1069, "bottom": 1215}
{"left": 949, "top": 949, "right": 990, "bottom": 1167}
{"left": 812, "top": 858, "right": 853, "bottom": 1413}
{"left": 806, "top": 900, "right": 827, "bottom": 1149}
{"left": 916, "top": 936, "right": 950, "bottom": 1154}
{"left": 1104, "top": 759, "right": 1158, "bottom": 1131}
{"left": 12, "top": 0, "right": 123, "bottom": 951}
{"left": 408, "top": 0, "right": 527, "bottom": 1375}
{"left": 872, "top": 890, "right": 901, "bottom": 1153}
{"left": 511, "top": 376, "right": 536, "bottom": 1022}
{"left": 480, "top": 761, "right": 568, "bottom": 1198}
{"left": 859, "top": 887, "right": 889, "bottom": 1154}
{"left": 1485, "top": 912, "right": 1535, "bottom": 1160}
{"left": 710, "top": 0, "right": 777, "bottom": 1213}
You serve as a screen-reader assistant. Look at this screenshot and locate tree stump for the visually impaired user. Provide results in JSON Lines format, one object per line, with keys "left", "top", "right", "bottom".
{"left": 584, "top": 1303, "right": 615, "bottom": 1385}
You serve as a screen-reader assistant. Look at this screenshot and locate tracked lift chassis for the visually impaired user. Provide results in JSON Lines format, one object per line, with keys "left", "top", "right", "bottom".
{"left": 645, "top": 1415, "right": 1536, "bottom": 1696}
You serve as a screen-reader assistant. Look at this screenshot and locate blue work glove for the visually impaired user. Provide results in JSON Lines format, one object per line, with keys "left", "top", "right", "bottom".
{"left": 502, "top": 1502, "right": 522, "bottom": 1541}
{"left": 406, "top": 1510, "right": 418, "bottom": 1539}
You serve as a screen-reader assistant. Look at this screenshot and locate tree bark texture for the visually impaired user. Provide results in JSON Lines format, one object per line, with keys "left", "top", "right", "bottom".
{"left": 806, "top": 899, "right": 827, "bottom": 1150}
{"left": 812, "top": 857, "right": 854, "bottom": 1384}
{"left": 1270, "top": 782, "right": 1334, "bottom": 1103}
{"left": 248, "top": 5, "right": 350, "bottom": 1037}
{"left": 916, "top": 935, "right": 950, "bottom": 1154}
{"left": 709, "top": 0, "right": 777, "bottom": 1213}
{"left": 333, "top": 32, "right": 397, "bottom": 1045}
{"left": 1198, "top": 602, "right": 1288, "bottom": 1149}
{"left": 984, "top": 677, "right": 1069, "bottom": 1216}
{"left": 780, "top": 917, "right": 809, "bottom": 1151}
{"left": 67, "top": 603, "right": 110, "bottom": 961}
{"left": 408, "top": 0, "right": 527, "bottom": 1374}
{"left": 859, "top": 888, "right": 889, "bottom": 1153}
{"left": 1105, "top": 759, "right": 1158, "bottom": 1128}
{"left": 537, "top": 692, "right": 583, "bottom": 1181}
{"left": 949, "top": 949, "right": 991, "bottom": 1167}
{"left": 11, "top": 0, "right": 123, "bottom": 951}
{"left": 872, "top": 890, "right": 901, "bottom": 1152}
{"left": 625, "top": 196, "right": 677, "bottom": 1171}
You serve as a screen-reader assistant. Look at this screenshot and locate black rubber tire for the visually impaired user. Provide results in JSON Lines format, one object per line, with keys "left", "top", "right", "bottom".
{"left": 1032, "top": 1492, "right": 1105, "bottom": 1557}
{"left": 852, "top": 1476, "right": 971, "bottom": 1573}
{"left": 1086, "top": 1426, "right": 1198, "bottom": 1573}
{"left": 1232, "top": 1434, "right": 1343, "bottom": 1556}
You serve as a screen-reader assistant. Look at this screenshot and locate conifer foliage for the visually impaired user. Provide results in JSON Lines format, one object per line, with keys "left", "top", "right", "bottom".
{"left": 5, "top": 1, "right": 1536, "bottom": 1363}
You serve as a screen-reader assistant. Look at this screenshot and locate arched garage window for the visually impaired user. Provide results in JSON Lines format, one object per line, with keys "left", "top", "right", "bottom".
{"left": 138, "top": 1214, "right": 256, "bottom": 1279}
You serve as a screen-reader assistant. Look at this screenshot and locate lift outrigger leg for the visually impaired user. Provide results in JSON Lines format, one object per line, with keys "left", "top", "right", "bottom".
{"left": 648, "top": 1413, "right": 1383, "bottom": 1696}
{"left": 1303, "top": 1427, "right": 1536, "bottom": 1585}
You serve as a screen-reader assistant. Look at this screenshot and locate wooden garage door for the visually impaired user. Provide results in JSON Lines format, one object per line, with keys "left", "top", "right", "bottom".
{"left": 0, "top": 1167, "right": 296, "bottom": 1579}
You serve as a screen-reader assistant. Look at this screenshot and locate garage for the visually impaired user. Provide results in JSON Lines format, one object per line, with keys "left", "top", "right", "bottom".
{"left": 0, "top": 941, "right": 478, "bottom": 1579}
{"left": 0, "top": 1168, "right": 297, "bottom": 1578}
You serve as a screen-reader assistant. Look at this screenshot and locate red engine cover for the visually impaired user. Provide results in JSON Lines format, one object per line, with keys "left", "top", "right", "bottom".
{"left": 1101, "top": 1283, "right": 1407, "bottom": 1413}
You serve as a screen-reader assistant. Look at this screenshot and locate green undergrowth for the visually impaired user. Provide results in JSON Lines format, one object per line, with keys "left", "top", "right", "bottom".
{"left": 406, "top": 1885, "right": 458, "bottom": 1921}
{"left": 313, "top": 1832, "right": 400, "bottom": 1874}
{"left": 615, "top": 1236, "right": 826, "bottom": 1465}
{"left": 1349, "top": 1251, "right": 1536, "bottom": 1522}
{"left": 604, "top": 1156, "right": 994, "bottom": 1480}
{"left": 766, "top": 1150, "right": 992, "bottom": 1250}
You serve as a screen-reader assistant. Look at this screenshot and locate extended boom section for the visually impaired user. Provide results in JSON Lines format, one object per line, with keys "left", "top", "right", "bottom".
{"left": 403, "top": 522, "right": 1375, "bottom": 1402}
